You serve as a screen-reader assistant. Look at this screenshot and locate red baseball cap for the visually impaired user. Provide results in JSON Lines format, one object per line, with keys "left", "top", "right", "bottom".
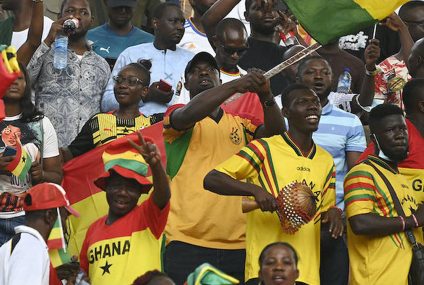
{"left": 23, "top": 183, "right": 79, "bottom": 217}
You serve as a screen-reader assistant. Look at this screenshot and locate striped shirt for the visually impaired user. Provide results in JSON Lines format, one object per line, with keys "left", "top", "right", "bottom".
{"left": 313, "top": 102, "right": 366, "bottom": 209}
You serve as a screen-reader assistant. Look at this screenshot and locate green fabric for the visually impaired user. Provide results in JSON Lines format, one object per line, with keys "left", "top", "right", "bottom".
{"left": 0, "top": 15, "right": 14, "bottom": 46}
{"left": 104, "top": 158, "right": 148, "bottom": 176}
{"left": 284, "top": 0, "right": 374, "bottom": 44}
{"left": 165, "top": 129, "right": 193, "bottom": 179}
{"left": 186, "top": 263, "right": 239, "bottom": 285}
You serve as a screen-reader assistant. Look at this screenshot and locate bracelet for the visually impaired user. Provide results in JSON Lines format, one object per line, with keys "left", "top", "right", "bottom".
{"left": 330, "top": 206, "right": 343, "bottom": 215}
{"left": 399, "top": 216, "right": 405, "bottom": 231}
{"left": 412, "top": 214, "right": 419, "bottom": 228}
{"left": 365, "top": 65, "right": 378, "bottom": 76}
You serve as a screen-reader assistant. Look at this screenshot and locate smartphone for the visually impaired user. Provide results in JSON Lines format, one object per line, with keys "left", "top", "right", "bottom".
{"left": 3, "top": 146, "right": 16, "bottom": 156}
{"left": 158, "top": 79, "right": 172, "bottom": 92}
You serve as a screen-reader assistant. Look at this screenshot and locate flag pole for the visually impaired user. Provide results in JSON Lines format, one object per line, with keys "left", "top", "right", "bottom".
{"left": 372, "top": 23, "right": 377, "bottom": 39}
{"left": 264, "top": 42, "right": 322, "bottom": 79}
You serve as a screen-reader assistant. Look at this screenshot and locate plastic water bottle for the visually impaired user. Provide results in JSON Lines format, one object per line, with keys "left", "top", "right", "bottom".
{"left": 53, "top": 35, "right": 68, "bottom": 70}
{"left": 337, "top": 68, "right": 352, "bottom": 94}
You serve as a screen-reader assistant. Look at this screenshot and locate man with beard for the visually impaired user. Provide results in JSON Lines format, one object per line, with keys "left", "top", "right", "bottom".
{"left": 28, "top": 0, "right": 110, "bottom": 148}
{"left": 178, "top": 0, "right": 217, "bottom": 55}
{"left": 87, "top": 0, "right": 154, "bottom": 70}
{"left": 163, "top": 52, "right": 284, "bottom": 284}
{"left": 358, "top": 79, "right": 424, "bottom": 204}
{"left": 297, "top": 56, "right": 366, "bottom": 285}
{"left": 344, "top": 103, "right": 424, "bottom": 285}
{"left": 102, "top": 2, "right": 194, "bottom": 116}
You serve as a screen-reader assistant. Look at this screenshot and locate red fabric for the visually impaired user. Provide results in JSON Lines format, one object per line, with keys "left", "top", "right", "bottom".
{"left": 63, "top": 122, "right": 165, "bottom": 204}
{"left": 49, "top": 264, "right": 62, "bottom": 285}
{"left": 357, "top": 119, "right": 424, "bottom": 169}
{"left": 222, "top": 92, "right": 264, "bottom": 123}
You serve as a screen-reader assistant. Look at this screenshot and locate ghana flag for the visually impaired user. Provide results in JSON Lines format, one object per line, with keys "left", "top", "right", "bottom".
{"left": 63, "top": 122, "right": 165, "bottom": 256}
{"left": 63, "top": 94, "right": 264, "bottom": 257}
{"left": 284, "top": 0, "right": 409, "bottom": 44}
{"left": 6, "top": 141, "right": 32, "bottom": 182}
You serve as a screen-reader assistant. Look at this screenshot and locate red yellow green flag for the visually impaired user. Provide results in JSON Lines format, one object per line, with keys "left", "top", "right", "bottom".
{"left": 284, "top": 0, "right": 409, "bottom": 44}
{"left": 6, "top": 140, "right": 31, "bottom": 182}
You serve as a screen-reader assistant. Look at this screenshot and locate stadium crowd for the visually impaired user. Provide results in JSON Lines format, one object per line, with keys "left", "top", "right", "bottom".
{"left": 0, "top": 0, "right": 423, "bottom": 284}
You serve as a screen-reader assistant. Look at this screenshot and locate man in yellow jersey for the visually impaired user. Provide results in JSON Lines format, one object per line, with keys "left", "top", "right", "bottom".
{"left": 163, "top": 51, "right": 285, "bottom": 284}
{"left": 204, "top": 84, "right": 343, "bottom": 285}
{"left": 344, "top": 103, "right": 424, "bottom": 285}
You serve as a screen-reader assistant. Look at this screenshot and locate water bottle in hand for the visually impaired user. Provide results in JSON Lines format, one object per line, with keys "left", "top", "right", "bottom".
{"left": 53, "top": 35, "right": 68, "bottom": 70}
{"left": 337, "top": 68, "right": 352, "bottom": 94}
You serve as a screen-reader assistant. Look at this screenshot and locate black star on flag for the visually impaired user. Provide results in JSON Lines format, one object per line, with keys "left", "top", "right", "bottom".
{"left": 100, "top": 260, "right": 112, "bottom": 275}
{"left": 22, "top": 156, "right": 26, "bottom": 163}
{"left": 123, "top": 127, "right": 129, "bottom": 133}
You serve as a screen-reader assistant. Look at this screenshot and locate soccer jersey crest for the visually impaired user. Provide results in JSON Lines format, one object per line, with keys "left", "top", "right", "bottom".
{"left": 229, "top": 127, "right": 241, "bottom": 145}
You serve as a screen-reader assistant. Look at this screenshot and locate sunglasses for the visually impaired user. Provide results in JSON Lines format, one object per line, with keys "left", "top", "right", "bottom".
{"left": 113, "top": 76, "right": 144, "bottom": 87}
{"left": 220, "top": 45, "right": 249, "bottom": 56}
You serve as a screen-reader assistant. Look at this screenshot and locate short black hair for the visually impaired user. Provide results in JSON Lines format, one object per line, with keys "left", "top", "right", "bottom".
{"left": 402, "top": 79, "right": 424, "bottom": 113}
{"left": 60, "top": 0, "right": 91, "bottom": 16}
{"left": 259, "top": 242, "right": 299, "bottom": 266}
{"left": 296, "top": 55, "right": 328, "bottom": 79}
{"left": 280, "top": 83, "right": 313, "bottom": 108}
{"left": 399, "top": 0, "right": 424, "bottom": 18}
{"left": 132, "top": 270, "right": 170, "bottom": 285}
{"left": 125, "top": 59, "right": 152, "bottom": 87}
{"left": 152, "top": 2, "right": 180, "bottom": 19}
{"left": 369, "top": 104, "right": 404, "bottom": 134}
{"left": 216, "top": 18, "right": 247, "bottom": 42}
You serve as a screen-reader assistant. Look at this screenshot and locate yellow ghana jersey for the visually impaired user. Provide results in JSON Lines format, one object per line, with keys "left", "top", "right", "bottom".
{"left": 344, "top": 155, "right": 421, "bottom": 285}
{"left": 79, "top": 197, "right": 170, "bottom": 285}
{"left": 68, "top": 112, "right": 160, "bottom": 157}
{"left": 163, "top": 104, "right": 261, "bottom": 249}
{"left": 215, "top": 132, "right": 336, "bottom": 285}
{"left": 359, "top": 119, "right": 424, "bottom": 203}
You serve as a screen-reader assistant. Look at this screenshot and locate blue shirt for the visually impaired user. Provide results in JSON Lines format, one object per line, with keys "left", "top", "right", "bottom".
{"left": 312, "top": 103, "right": 366, "bottom": 209}
{"left": 87, "top": 24, "right": 154, "bottom": 61}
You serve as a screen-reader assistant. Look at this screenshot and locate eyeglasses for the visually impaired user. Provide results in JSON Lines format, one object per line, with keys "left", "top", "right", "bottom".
{"left": 220, "top": 45, "right": 248, "bottom": 56}
{"left": 113, "top": 76, "right": 144, "bottom": 87}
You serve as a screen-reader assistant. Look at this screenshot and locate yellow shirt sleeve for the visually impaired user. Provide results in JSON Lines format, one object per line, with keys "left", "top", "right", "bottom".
{"left": 344, "top": 166, "right": 377, "bottom": 218}
{"left": 215, "top": 140, "right": 265, "bottom": 181}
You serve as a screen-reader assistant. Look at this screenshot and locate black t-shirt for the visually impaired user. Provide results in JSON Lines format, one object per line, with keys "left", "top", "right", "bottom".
{"left": 239, "top": 37, "right": 290, "bottom": 95}
{"left": 339, "top": 25, "right": 400, "bottom": 63}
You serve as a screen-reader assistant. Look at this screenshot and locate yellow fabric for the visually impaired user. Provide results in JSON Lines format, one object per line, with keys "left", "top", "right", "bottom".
{"left": 215, "top": 134, "right": 336, "bottom": 285}
{"left": 67, "top": 190, "right": 151, "bottom": 256}
{"left": 400, "top": 167, "right": 424, "bottom": 204}
{"left": 353, "top": 0, "right": 409, "bottom": 20}
{"left": 344, "top": 158, "right": 421, "bottom": 285}
{"left": 85, "top": 231, "right": 162, "bottom": 285}
{"left": 93, "top": 113, "right": 151, "bottom": 146}
{"left": 164, "top": 111, "right": 258, "bottom": 249}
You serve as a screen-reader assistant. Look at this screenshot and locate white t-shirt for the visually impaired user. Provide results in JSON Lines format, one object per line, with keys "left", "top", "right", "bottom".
{"left": 0, "top": 225, "right": 50, "bottom": 285}
{"left": 11, "top": 17, "right": 53, "bottom": 50}
{"left": 226, "top": 0, "right": 251, "bottom": 35}
{"left": 178, "top": 18, "right": 215, "bottom": 56}
{"left": 0, "top": 115, "right": 59, "bottom": 218}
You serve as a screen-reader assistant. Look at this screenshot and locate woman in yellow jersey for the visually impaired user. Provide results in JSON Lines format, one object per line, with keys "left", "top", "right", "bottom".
{"left": 258, "top": 242, "right": 300, "bottom": 285}
{"left": 62, "top": 60, "right": 162, "bottom": 162}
